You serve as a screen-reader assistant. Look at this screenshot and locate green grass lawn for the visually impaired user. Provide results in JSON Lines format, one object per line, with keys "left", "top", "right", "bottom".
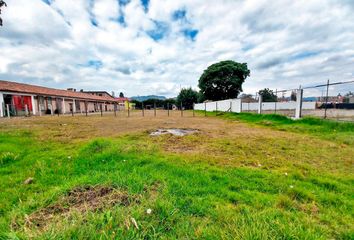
{"left": 0, "top": 113, "right": 353, "bottom": 239}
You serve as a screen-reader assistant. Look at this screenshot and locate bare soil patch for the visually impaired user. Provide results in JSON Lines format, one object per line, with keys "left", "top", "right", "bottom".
{"left": 25, "top": 185, "right": 138, "bottom": 229}
{"left": 150, "top": 128, "right": 199, "bottom": 136}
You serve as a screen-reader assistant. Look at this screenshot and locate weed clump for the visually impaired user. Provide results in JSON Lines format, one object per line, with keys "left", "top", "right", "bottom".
{"left": 0, "top": 152, "right": 18, "bottom": 165}
{"left": 84, "top": 139, "right": 111, "bottom": 154}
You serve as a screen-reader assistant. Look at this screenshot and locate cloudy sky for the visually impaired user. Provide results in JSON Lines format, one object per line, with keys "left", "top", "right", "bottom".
{"left": 0, "top": 0, "right": 354, "bottom": 97}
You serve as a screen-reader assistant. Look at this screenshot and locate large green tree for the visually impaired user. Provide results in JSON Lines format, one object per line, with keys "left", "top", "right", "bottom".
{"left": 0, "top": 1, "right": 7, "bottom": 27}
{"left": 259, "top": 88, "right": 277, "bottom": 102}
{"left": 198, "top": 60, "right": 250, "bottom": 101}
{"left": 176, "top": 87, "right": 198, "bottom": 109}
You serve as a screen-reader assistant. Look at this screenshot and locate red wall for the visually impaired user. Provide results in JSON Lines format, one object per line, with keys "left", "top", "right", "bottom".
{"left": 12, "top": 96, "right": 33, "bottom": 111}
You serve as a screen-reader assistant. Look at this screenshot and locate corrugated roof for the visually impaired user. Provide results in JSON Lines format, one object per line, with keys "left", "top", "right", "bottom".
{"left": 0, "top": 80, "right": 117, "bottom": 102}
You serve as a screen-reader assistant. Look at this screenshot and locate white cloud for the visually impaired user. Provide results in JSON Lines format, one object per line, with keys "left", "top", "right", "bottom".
{"left": 0, "top": 0, "right": 353, "bottom": 97}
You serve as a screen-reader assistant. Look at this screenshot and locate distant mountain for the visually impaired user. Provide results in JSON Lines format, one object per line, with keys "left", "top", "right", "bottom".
{"left": 130, "top": 95, "right": 167, "bottom": 101}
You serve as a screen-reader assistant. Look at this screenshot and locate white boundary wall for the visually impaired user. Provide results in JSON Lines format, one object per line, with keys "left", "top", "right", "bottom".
{"left": 194, "top": 99, "right": 316, "bottom": 113}
{"left": 194, "top": 99, "right": 242, "bottom": 113}
{"left": 242, "top": 101, "right": 316, "bottom": 111}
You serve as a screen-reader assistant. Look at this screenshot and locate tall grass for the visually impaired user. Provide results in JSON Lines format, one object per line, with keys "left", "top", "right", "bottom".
{"left": 0, "top": 119, "right": 353, "bottom": 239}
{"left": 204, "top": 112, "right": 354, "bottom": 144}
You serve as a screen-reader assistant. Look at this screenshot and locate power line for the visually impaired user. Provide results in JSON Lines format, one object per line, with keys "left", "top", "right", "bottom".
{"left": 273, "top": 79, "right": 354, "bottom": 93}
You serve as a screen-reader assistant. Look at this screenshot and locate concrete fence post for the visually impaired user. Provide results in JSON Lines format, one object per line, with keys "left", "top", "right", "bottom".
{"left": 142, "top": 102, "right": 145, "bottom": 117}
{"left": 25, "top": 104, "right": 29, "bottom": 116}
{"left": 50, "top": 104, "right": 54, "bottom": 115}
{"left": 154, "top": 102, "right": 157, "bottom": 117}
{"left": 180, "top": 102, "right": 183, "bottom": 117}
{"left": 127, "top": 101, "right": 130, "bottom": 117}
{"left": 31, "top": 95, "right": 37, "bottom": 115}
{"left": 295, "top": 88, "right": 303, "bottom": 119}
{"left": 204, "top": 102, "right": 207, "bottom": 116}
{"left": 167, "top": 103, "right": 170, "bottom": 117}
{"left": 258, "top": 94, "right": 263, "bottom": 114}
{"left": 72, "top": 99, "right": 76, "bottom": 114}
{"left": 62, "top": 98, "right": 66, "bottom": 114}
{"left": 274, "top": 89, "right": 278, "bottom": 114}
{"left": 6, "top": 104, "right": 10, "bottom": 118}
{"left": 38, "top": 100, "right": 42, "bottom": 116}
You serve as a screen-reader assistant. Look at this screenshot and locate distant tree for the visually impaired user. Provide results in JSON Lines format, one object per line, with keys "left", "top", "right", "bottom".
{"left": 290, "top": 91, "right": 297, "bottom": 101}
{"left": 176, "top": 87, "right": 198, "bottom": 109}
{"left": 119, "top": 92, "right": 124, "bottom": 98}
{"left": 0, "top": 0, "right": 7, "bottom": 27}
{"left": 239, "top": 93, "right": 256, "bottom": 102}
{"left": 131, "top": 98, "right": 175, "bottom": 110}
{"left": 343, "top": 91, "right": 354, "bottom": 103}
{"left": 198, "top": 60, "right": 250, "bottom": 101}
{"left": 164, "top": 98, "right": 176, "bottom": 109}
{"left": 345, "top": 91, "right": 354, "bottom": 97}
{"left": 197, "top": 92, "right": 205, "bottom": 103}
{"left": 259, "top": 88, "right": 277, "bottom": 102}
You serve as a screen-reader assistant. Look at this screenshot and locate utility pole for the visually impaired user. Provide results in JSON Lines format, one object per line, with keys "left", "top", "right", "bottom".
{"left": 324, "top": 79, "right": 330, "bottom": 119}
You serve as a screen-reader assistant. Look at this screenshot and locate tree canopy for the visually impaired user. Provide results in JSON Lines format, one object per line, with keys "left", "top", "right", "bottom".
{"left": 259, "top": 88, "right": 277, "bottom": 102}
{"left": 131, "top": 98, "right": 176, "bottom": 110}
{"left": 0, "top": 1, "right": 7, "bottom": 27}
{"left": 119, "top": 92, "right": 124, "bottom": 98}
{"left": 176, "top": 87, "right": 198, "bottom": 109}
{"left": 198, "top": 60, "right": 250, "bottom": 101}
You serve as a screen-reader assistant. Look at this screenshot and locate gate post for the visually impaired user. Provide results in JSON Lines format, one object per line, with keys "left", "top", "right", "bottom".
{"left": 295, "top": 88, "right": 303, "bottom": 119}
{"left": 6, "top": 104, "right": 10, "bottom": 118}
{"left": 258, "top": 94, "right": 263, "bottom": 114}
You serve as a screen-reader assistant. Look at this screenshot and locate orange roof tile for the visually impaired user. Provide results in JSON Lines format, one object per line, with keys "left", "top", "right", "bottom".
{"left": 0, "top": 80, "right": 117, "bottom": 102}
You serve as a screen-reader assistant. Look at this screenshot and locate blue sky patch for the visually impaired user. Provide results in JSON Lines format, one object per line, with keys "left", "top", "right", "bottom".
{"left": 118, "top": 0, "right": 130, "bottom": 6}
{"left": 172, "top": 9, "right": 187, "bottom": 21}
{"left": 80, "top": 60, "right": 103, "bottom": 70}
{"left": 146, "top": 20, "right": 169, "bottom": 41}
{"left": 88, "top": 0, "right": 98, "bottom": 27}
{"left": 242, "top": 44, "right": 254, "bottom": 52}
{"left": 182, "top": 29, "right": 198, "bottom": 41}
{"left": 141, "top": 0, "right": 149, "bottom": 12}
{"left": 90, "top": 18, "right": 98, "bottom": 27}
{"left": 118, "top": 14, "right": 125, "bottom": 25}
{"left": 289, "top": 51, "right": 320, "bottom": 61}
{"left": 42, "top": 0, "right": 53, "bottom": 5}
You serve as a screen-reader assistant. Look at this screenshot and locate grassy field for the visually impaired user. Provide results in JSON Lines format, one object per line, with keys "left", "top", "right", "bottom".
{"left": 0, "top": 111, "right": 353, "bottom": 239}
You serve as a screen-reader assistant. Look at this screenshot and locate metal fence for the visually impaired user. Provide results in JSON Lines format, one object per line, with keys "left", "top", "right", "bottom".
{"left": 194, "top": 80, "right": 354, "bottom": 122}
{"left": 1, "top": 102, "right": 196, "bottom": 119}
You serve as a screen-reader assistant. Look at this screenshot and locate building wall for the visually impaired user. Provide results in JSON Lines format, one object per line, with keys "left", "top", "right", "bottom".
{"left": 0, "top": 91, "right": 118, "bottom": 117}
{"left": 0, "top": 92, "right": 4, "bottom": 117}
